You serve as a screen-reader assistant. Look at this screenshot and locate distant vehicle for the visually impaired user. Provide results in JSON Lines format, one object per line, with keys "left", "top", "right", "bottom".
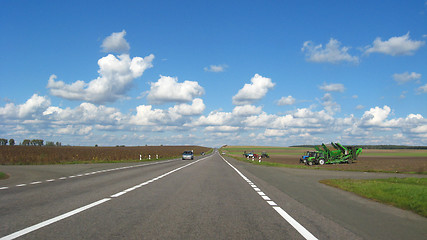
{"left": 182, "top": 151, "right": 194, "bottom": 160}
{"left": 201, "top": 152, "right": 205, "bottom": 155}
{"left": 243, "top": 151, "right": 254, "bottom": 158}
{"left": 243, "top": 151, "right": 263, "bottom": 158}
{"left": 261, "top": 152, "right": 270, "bottom": 158}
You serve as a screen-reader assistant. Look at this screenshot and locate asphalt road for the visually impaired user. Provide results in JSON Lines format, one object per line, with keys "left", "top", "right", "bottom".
{"left": 0, "top": 151, "right": 426, "bottom": 239}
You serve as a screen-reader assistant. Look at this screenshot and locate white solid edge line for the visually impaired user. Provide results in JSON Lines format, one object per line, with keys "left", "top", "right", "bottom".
{"left": 219, "top": 153, "right": 318, "bottom": 240}
{"left": 0, "top": 198, "right": 111, "bottom": 240}
{"left": 110, "top": 192, "right": 127, "bottom": 198}
{"left": 273, "top": 206, "right": 318, "bottom": 240}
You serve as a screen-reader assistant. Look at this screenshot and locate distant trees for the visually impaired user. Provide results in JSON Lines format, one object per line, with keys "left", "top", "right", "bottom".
{"left": 22, "top": 139, "right": 31, "bottom": 146}
{"left": 30, "top": 139, "right": 44, "bottom": 146}
{"left": 0, "top": 138, "right": 62, "bottom": 146}
{"left": 45, "top": 141, "right": 62, "bottom": 147}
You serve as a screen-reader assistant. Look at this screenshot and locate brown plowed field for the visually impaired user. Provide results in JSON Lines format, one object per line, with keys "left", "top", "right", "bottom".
{"left": 0, "top": 145, "right": 211, "bottom": 165}
{"left": 224, "top": 147, "right": 427, "bottom": 174}
{"left": 264, "top": 155, "right": 427, "bottom": 173}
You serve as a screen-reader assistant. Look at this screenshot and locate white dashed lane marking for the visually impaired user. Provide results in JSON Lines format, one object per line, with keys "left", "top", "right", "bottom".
{"left": 219, "top": 154, "right": 318, "bottom": 240}
{"left": 0, "top": 159, "right": 178, "bottom": 191}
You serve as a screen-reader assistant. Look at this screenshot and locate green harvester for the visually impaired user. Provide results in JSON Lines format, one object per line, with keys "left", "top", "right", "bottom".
{"left": 304, "top": 142, "right": 362, "bottom": 166}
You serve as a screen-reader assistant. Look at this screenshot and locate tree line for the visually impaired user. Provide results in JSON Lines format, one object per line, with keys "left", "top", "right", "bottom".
{"left": 0, "top": 138, "right": 62, "bottom": 147}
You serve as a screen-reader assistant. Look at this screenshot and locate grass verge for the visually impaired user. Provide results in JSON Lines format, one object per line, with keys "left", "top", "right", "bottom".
{"left": 320, "top": 177, "right": 427, "bottom": 217}
{"left": 0, "top": 172, "right": 9, "bottom": 180}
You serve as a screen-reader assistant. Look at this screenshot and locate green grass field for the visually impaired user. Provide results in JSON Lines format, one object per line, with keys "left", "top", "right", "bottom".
{"left": 320, "top": 178, "right": 427, "bottom": 217}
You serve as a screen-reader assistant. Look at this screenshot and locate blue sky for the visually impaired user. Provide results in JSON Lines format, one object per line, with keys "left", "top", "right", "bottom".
{"left": 1, "top": 0, "right": 426, "bottom": 147}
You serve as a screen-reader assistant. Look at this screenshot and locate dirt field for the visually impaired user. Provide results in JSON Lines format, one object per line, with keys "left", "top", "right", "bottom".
{"left": 224, "top": 147, "right": 427, "bottom": 174}
{"left": 0, "top": 146, "right": 211, "bottom": 165}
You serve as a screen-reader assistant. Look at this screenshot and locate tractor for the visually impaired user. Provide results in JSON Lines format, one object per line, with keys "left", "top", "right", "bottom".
{"left": 300, "top": 151, "right": 316, "bottom": 164}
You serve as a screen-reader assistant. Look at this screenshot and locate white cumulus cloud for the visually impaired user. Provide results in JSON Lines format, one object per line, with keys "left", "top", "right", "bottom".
{"left": 417, "top": 83, "right": 427, "bottom": 94}
{"left": 364, "top": 32, "right": 425, "bottom": 56}
{"left": 129, "top": 99, "right": 205, "bottom": 127}
{"left": 57, "top": 125, "right": 93, "bottom": 135}
{"left": 43, "top": 102, "right": 124, "bottom": 125}
{"left": 146, "top": 75, "right": 205, "bottom": 104}
{"left": 47, "top": 54, "right": 154, "bottom": 104}
{"left": 205, "top": 126, "right": 239, "bottom": 132}
{"left": 204, "top": 64, "right": 228, "bottom": 72}
{"left": 356, "top": 105, "right": 364, "bottom": 110}
{"left": 101, "top": 30, "right": 130, "bottom": 53}
{"left": 277, "top": 95, "right": 295, "bottom": 106}
{"left": 301, "top": 38, "right": 359, "bottom": 64}
{"left": 169, "top": 98, "right": 206, "bottom": 116}
{"left": 393, "top": 72, "right": 421, "bottom": 84}
{"left": 319, "top": 83, "right": 345, "bottom": 92}
{"left": 232, "top": 105, "right": 262, "bottom": 116}
{"left": 129, "top": 105, "right": 169, "bottom": 126}
{"left": 232, "top": 74, "right": 275, "bottom": 105}
{"left": 360, "top": 105, "right": 392, "bottom": 126}
{"left": 192, "top": 111, "right": 233, "bottom": 126}
{"left": 0, "top": 94, "right": 50, "bottom": 119}
{"left": 320, "top": 93, "right": 340, "bottom": 115}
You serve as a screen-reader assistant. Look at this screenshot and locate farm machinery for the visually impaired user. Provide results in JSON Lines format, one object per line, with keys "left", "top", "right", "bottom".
{"left": 302, "top": 142, "right": 362, "bottom": 165}
{"left": 299, "top": 151, "right": 316, "bottom": 163}
{"left": 243, "top": 151, "right": 270, "bottom": 159}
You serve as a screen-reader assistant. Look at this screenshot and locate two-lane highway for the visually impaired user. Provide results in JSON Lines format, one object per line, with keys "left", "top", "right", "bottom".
{"left": 1, "top": 152, "right": 426, "bottom": 239}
